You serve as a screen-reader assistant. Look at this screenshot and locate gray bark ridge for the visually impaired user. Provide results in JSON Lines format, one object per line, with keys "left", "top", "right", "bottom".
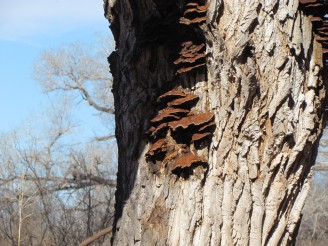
{"left": 105, "top": 0, "right": 326, "bottom": 245}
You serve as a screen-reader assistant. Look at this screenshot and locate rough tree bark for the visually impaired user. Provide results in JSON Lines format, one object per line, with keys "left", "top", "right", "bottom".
{"left": 104, "top": 0, "right": 326, "bottom": 245}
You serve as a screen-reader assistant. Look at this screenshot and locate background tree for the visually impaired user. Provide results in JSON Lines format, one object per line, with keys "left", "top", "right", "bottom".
{"left": 104, "top": 0, "right": 326, "bottom": 245}
{"left": 0, "top": 36, "right": 117, "bottom": 245}
{"left": 297, "top": 129, "right": 328, "bottom": 246}
{"left": 0, "top": 106, "right": 116, "bottom": 245}
{"left": 33, "top": 36, "right": 115, "bottom": 140}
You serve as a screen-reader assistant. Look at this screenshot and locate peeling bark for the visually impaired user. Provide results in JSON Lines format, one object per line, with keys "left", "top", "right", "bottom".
{"left": 104, "top": 0, "right": 326, "bottom": 245}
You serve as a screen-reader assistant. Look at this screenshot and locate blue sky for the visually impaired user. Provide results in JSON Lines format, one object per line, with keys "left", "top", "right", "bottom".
{"left": 0, "top": 0, "right": 113, "bottom": 139}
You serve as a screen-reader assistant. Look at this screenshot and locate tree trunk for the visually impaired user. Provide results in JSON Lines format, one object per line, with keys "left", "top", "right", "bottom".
{"left": 104, "top": 0, "right": 326, "bottom": 245}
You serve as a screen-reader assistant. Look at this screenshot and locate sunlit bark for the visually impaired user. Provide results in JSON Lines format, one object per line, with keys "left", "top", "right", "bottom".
{"left": 105, "top": 0, "right": 326, "bottom": 245}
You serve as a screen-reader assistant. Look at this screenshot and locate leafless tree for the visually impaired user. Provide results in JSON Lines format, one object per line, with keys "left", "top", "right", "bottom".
{"left": 0, "top": 107, "right": 116, "bottom": 245}
{"left": 297, "top": 130, "right": 328, "bottom": 246}
{"left": 33, "top": 35, "right": 115, "bottom": 141}
{"left": 0, "top": 35, "right": 117, "bottom": 245}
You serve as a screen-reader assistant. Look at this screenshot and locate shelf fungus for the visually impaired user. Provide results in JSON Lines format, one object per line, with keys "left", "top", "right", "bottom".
{"left": 147, "top": 123, "right": 169, "bottom": 141}
{"left": 299, "top": 0, "right": 319, "bottom": 3}
{"left": 198, "top": 121, "right": 216, "bottom": 132}
{"left": 179, "top": 1, "right": 209, "bottom": 26}
{"left": 323, "top": 48, "right": 328, "bottom": 55}
{"left": 299, "top": 0, "right": 328, "bottom": 61}
{"left": 146, "top": 89, "right": 215, "bottom": 179}
{"left": 300, "top": 0, "right": 328, "bottom": 7}
{"left": 147, "top": 90, "right": 199, "bottom": 141}
{"left": 179, "top": 16, "right": 207, "bottom": 26}
{"left": 157, "top": 89, "right": 189, "bottom": 107}
{"left": 146, "top": 139, "right": 167, "bottom": 162}
{"left": 171, "top": 153, "right": 208, "bottom": 178}
{"left": 192, "top": 132, "right": 212, "bottom": 142}
{"left": 150, "top": 108, "right": 190, "bottom": 126}
{"left": 193, "top": 121, "right": 216, "bottom": 148}
{"left": 174, "top": 41, "right": 206, "bottom": 74}
{"left": 184, "top": 1, "right": 209, "bottom": 15}
{"left": 168, "top": 113, "right": 214, "bottom": 132}
{"left": 167, "top": 94, "right": 199, "bottom": 109}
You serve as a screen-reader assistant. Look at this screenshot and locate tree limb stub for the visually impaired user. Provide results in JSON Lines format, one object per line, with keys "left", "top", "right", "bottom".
{"left": 79, "top": 226, "right": 113, "bottom": 246}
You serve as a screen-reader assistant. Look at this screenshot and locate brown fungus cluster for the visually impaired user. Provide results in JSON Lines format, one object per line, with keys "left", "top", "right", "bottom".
{"left": 179, "top": 1, "right": 209, "bottom": 26}
{"left": 174, "top": 41, "right": 206, "bottom": 74}
{"left": 174, "top": 0, "right": 209, "bottom": 74}
{"left": 299, "top": 1, "right": 328, "bottom": 57}
{"left": 145, "top": 0, "right": 214, "bottom": 179}
{"left": 146, "top": 89, "right": 215, "bottom": 178}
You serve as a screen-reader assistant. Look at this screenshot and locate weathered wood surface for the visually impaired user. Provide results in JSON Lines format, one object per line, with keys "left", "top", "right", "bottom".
{"left": 104, "top": 0, "right": 326, "bottom": 245}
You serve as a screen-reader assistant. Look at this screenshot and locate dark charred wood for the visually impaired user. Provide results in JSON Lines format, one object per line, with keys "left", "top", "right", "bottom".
{"left": 137, "top": 14, "right": 181, "bottom": 46}
{"left": 153, "top": 0, "right": 183, "bottom": 17}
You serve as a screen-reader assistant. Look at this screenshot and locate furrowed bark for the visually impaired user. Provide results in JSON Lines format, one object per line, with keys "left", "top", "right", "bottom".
{"left": 104, "top": 0, "right": 326, "bottom": 245}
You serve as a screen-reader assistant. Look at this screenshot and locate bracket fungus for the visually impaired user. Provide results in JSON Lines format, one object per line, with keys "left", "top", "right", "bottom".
{"left": 174, "top": 41, "right": 206, "bottom": 74}
{"left": 179, "top": 16, "right": 207, "bottom": 25}
{"left": 299, "top": 0, "right": 328, "bottom": 63}
{"left": 144, "top": 0, "right": 214, "bottom": 178}
{"left": 179, "top": 1, "right": 209, "bottom": 26}
{"left": 299, "top": 0, "right": 319, "bottom": 3}
{"left": 198, "top": 121, "right": 216, "bottom": 132}
{"left": 300, "top": 1, "right": 328, "bottom": 17}
{"left": 167, "top": 94, "right": 199, "bottom": 109}
{"left": 192, "top": 132, "right": 212, "bottom": 142}
{"left": 171, "top": 153, "right": 208, "bottom": 178}
{"left": 168, "top": 113, "right": 214, "bottom": 132}
{"left": 146, "top": 139, "right": 167, "bottom": 161}
{"left": 147, "top": 123, "right": 169, "bottom": 141}
{"left": 157, "top": 90, "right": 188, "bottom": 104}
{"left": 146, "top": 89, "right": 215, "bottom": 178}
{"left": 168, "top": 112, "right": 215, "bottom": 145}
{"left": 184, "top": 1, "right": 210, "bottom": 15}
{"left": 171, "top": 152, "right": 207, "bottom": 169}
{"left": 150, "top": 108, "right": 190, "bottom": 126}
{"left": 147, "top": 90, "right": 200, "bottom": 142}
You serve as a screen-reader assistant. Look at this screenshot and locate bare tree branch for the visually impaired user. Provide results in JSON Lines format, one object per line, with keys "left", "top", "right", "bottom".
{"left": 94, "top": 135, "right": 116, "bottom": 142}
{"left": 314, "top": 165, "right": 328, "bottom": 171}
{"left": 75, "top": 83, "right": 114, "bottom": 114}
{"left": 33, "top": 41, "right": 114, "bottom": 115}
{"left": 79, "top": 226, "right": 113, "bottom": 246}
